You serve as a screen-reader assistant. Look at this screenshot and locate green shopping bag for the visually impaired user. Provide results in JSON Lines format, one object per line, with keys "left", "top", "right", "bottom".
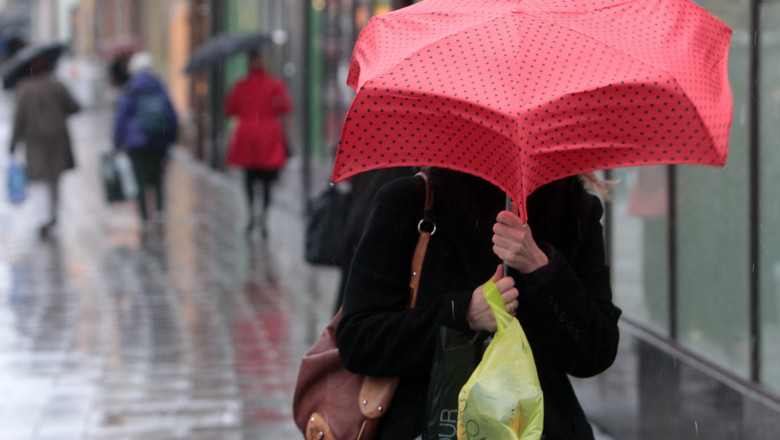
{"left": 101, "top": 152, "right": 125, "bottom": 203}
{"left": 457, "top": 281, "right": 544, "bottom": 440}
{"left": 424, "top": 327, "right": 488, "bottom": 440}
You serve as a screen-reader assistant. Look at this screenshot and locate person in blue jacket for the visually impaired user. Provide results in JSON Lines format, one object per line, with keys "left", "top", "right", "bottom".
{"left": 112, "top": 51, "right": 178, "bottom": 227}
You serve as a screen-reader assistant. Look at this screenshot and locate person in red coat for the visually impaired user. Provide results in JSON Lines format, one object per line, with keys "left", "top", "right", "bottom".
{"left": 224, "top": 49, "right": 293, "bottom": 237}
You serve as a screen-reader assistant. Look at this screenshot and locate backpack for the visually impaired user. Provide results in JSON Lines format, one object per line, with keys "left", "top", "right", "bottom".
{"left": 135, "top": 92, "right": 170, "bottom": 137}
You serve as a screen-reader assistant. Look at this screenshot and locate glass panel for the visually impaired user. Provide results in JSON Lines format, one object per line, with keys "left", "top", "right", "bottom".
{"left": 355, "top": 0, "right": 371, "bottom": 30}
{"left": 611, "top": 166, "right": 670, "bottom": 334}
{"left": 759, "top": 0, "right": 780, "bottom": 392}
{"left": 373, "top": 0, "right": 392, "bottom": 15}
{"left": 676, "top": 1, "right": 750, "bottom": 376}
{"left": 226, "top": 0, "right": 260, "bottom": 86}
{"left": 322, "top": 0, "right": 356, "bottom": 152}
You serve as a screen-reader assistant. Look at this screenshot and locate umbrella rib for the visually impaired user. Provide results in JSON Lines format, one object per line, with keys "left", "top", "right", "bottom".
{"left": 515, "top": 9, "right": 693, "bottom": 84}
{"left": 502, "top": 6, "right": 729, "bottom": 202}
{"left": 354, "top": 12, "right": 508, "bottom": 90}
{"left": 513, "top": 8, "right": 727, "bottom": 149}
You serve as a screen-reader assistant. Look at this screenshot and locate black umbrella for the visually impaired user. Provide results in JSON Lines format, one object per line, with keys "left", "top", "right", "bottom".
{"left": 2, "top": 42, "right": 66, "bottom": 89}
{"left": 184, "top": 31, "right": 270, "bottom": 74}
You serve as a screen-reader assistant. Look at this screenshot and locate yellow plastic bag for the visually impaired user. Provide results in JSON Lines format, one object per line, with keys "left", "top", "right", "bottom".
{"left": 457, "top": 281, "right": 544, "bottom": 440}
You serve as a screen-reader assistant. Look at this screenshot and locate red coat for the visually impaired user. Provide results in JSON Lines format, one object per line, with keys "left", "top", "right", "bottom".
{"left": 224, "top": 67, "right": 292, "bottom": 170}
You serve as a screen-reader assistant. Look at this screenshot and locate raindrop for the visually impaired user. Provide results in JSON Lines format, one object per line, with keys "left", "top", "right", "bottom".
{"left": 283, "top": 62, "right": 296, "bottom": 77}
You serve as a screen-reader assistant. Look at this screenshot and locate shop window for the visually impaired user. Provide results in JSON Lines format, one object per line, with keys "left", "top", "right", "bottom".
{"left": 759, "top": 0, "right": 780, "bottom": 393}
{"left": 676, "top": 0, "right": 751, "bottom": 377}
{"left": 611, "top": 166, "right": 670, "bottom": 334}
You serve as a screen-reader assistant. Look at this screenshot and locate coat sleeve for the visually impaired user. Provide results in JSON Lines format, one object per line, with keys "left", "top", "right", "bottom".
{"left": 57, "top": 81, "right": 81, "bottom": 115}
{"left": 336, "top": 178, "right": 470, "bottom": 377}
{"left": 517, "top": 196, "right": 621, "bottom": 378}
{"left": 9, "top": 91, "right": 27, "bottom": 153}
{"left": 112, "top": 93, "right": 134, "bottom": 150}
{"left": 224, "top": 82, "right": 241, "bottom": 117}
{"left": 273, "top": 79, "right": 293, "bottom": 115}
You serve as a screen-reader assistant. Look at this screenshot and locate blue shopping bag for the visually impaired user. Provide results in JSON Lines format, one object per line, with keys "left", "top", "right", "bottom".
{"left": 6, "top": 160, "right": 26, "bottom": 204}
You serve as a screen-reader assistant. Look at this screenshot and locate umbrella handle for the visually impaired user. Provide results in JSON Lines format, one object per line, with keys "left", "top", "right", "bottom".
{"left": 503, "top": 195, "right": 512, "bottom": 277}
{"left": 501, "top": 195, "right": 530, "bottom": 277}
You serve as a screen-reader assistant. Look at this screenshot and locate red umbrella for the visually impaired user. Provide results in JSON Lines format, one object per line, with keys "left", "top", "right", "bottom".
{"left": 331, "top": 0, "right": 733, "bottom": 221}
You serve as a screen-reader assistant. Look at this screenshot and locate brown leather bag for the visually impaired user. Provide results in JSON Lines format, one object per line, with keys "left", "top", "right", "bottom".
{"left": 293, "top": 172, "right": 434, "bottom": 440}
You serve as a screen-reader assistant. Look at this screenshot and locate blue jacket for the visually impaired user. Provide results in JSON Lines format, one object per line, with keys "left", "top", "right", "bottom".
{"left": 113, "top": 72, "right": 178, "bottom": 151}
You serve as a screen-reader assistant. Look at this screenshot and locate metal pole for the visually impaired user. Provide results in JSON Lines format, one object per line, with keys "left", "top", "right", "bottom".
{"left": 209, "top": 0, "right": 225, "bottom": 169}
{"left": 668, "top": 165, "right": 678, "bottom": 340}
{"left": 304, "top": 0, "right": 324, "bottom": 214}
{"left": 748, "top": 0, "right": 762, "bottom": 383}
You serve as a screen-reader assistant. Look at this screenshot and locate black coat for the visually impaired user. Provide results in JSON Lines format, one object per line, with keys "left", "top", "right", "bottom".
{"left": 336, "top": 173, "right": 621, "bottom": 440}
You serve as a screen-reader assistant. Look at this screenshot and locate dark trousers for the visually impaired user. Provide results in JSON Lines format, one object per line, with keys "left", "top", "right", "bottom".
{"left": 128, "top": 146, "right": 168, "bottom": 221}
{"left": 42, "top": 174, "right": 60, "bottom": 225}
{"left": 244, "top": 168, "right": 279, "bottom": 231}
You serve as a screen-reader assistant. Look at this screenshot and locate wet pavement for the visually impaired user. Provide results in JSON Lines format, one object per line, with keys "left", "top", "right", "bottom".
{"left": 0, "top": 60, "right": 615, "bottom": 440}
{"left": 0, "top": 68, "right": 341, "bottom": 439}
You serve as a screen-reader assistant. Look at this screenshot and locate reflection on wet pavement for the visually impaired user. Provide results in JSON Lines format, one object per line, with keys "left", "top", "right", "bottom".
{"left": 0, "top": 96, "right": 340, "bottom": 439}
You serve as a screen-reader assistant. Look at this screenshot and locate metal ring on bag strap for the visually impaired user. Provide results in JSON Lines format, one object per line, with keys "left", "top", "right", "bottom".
{"left": 417, "top": 219, "right": 436, "bottom": 235}
{"left": 415, "top": 171, "right": 435, "bottom": 235}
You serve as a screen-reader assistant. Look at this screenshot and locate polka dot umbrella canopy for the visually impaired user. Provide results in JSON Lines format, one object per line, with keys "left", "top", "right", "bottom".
{"left": 331, "top": 0, "right": 733, "bottom": 222}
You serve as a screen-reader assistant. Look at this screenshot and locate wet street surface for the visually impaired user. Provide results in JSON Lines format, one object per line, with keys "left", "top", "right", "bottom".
{"left": 0, "top": 81, "right": 340, "bottom": 439}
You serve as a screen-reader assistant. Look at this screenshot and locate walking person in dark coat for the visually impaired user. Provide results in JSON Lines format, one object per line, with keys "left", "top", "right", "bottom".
{"left": 9, "top": 55, "right": 80, "bottom": 238}
{"left": 224, "top": 49, "right": 292, "bottom": 238}
{"left": 336, "top": 168, "right": 621, "bottom": 440}
{"left": 112, "top": 51, "right": 178, "bottom": 228}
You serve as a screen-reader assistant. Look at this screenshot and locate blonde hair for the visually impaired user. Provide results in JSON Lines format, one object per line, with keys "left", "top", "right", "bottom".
{"left": 578, "top": 172, "right": 617, "bottom": 201}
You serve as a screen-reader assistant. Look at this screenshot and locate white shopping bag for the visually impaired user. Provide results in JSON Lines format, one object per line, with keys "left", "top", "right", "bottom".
{"left": 114, "top": 153, "right": 138, "bottom": 198}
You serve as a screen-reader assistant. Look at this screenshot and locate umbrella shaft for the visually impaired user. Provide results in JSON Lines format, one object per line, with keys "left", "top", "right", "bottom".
{"left": 503, "top": 195, "right": 511, "bottom": 277}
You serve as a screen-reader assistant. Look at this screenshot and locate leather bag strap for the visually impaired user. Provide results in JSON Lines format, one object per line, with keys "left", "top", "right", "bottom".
{"left": 409, "top": 171, "right": 434, "bottom": 308}
{"left": 358, "top": 171, "right": 435, "bottom": 420}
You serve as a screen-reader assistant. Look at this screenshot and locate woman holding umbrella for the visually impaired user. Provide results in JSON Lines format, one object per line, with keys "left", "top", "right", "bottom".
{"left": 335, "top": 168, "right": 621, "bottom": 440}
{"left": 8, "top": 52, "right": 80, "bottom": 238}
{"left": 329, "top": 0, "right": 731, "bottom": 436}
{"left": 224, "top": 48, "right": 292, "bottom": 238}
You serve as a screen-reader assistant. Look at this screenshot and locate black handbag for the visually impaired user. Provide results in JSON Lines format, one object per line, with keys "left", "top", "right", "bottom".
{"left": 305, "top": 185, "right": 350, "bottom": 265}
